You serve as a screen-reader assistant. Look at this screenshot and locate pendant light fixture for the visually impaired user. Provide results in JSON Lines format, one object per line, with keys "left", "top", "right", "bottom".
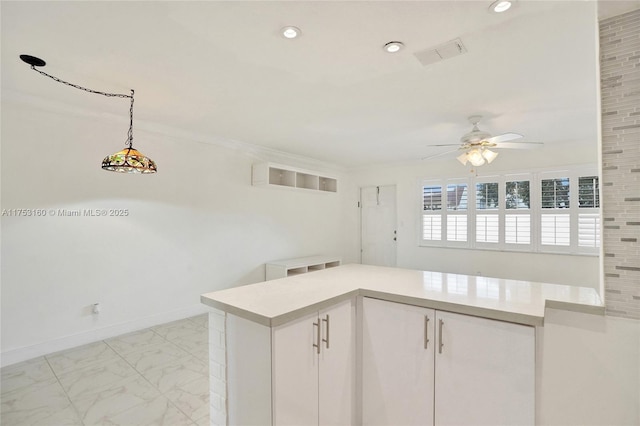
{"left": 19, "top": 54, "right": 157, "bottom": 174}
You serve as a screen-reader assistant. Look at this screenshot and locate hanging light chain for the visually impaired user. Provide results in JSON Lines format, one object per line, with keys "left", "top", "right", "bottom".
{"left": 128, "top": 90, "right": 134, "bottom": 148}
{"left": 29, "top": 65, "right": 135, "bottom": 148}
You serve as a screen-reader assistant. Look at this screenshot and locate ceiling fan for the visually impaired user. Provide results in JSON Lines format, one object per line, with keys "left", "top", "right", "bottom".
{"left": 423, "top": 115, "right": 543, "bottom": 166}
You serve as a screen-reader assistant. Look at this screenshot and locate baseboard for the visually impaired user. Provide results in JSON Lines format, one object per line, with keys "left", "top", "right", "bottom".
{"left": 1, "top": 303, "right": 210, "bottom": 368}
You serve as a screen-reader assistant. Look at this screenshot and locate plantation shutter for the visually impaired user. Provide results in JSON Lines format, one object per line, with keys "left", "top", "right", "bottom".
{"left": 446, "top": 184, "right": 468, "bottom": 242}
{"left": 505, "top": 180, "right": 530, "bottom": 246}
{"left": 476, "top": 182, "right": 499, "bottom": 243}
{"left": 422, "top": 185, "right": 442, "bottom": 241}
{"left": 541, "top": 177, "right": 571, "bottom": 247}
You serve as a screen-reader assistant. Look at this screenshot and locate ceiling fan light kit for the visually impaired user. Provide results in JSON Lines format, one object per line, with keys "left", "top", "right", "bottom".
{"left": 457, "top": 147, "right": 498, "bottom": 167}
{"left": 424, "top": 115, "right": 541, "bottom": 166}
{"left": 482, "top": 148, "right": 499, "bottom": 163}
{"left": 19, "top": 54, "right": 157, "bottom": 174}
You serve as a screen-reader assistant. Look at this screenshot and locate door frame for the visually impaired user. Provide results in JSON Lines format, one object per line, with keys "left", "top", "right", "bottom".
{"left": 359, "top": 184, "right": 398, "bottom": 266}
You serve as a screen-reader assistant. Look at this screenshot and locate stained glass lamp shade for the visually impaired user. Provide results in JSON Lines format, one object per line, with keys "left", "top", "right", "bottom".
{"left": 102, "top": 147, "right": 157, "bottom": 174}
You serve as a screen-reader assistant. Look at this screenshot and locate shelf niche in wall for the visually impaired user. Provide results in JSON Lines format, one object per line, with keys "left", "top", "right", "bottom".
{"left": 252, "top": 163, "right": 338, "bottom": 193}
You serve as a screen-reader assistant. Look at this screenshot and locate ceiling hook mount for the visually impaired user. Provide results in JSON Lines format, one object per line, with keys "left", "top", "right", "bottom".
{"left": 20, "top": 54, "right": 46, "bottom": 67}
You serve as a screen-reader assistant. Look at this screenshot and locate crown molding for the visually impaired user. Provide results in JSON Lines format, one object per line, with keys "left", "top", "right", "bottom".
{"left": 3, "top": 90, "right": 348, "bottom": 174}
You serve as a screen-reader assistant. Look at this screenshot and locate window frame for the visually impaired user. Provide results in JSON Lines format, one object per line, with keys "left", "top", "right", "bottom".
{"left": 420, "top": 178, "right": 470, "bottom": 248}
{"left": 538, "top": 171, "right": 572, "bottom": 253}
{"left": 418, "top": 166, "right": 600, "bottom": 256}
{"left": 474, "top": 177, "right": 501, "bottom": 248}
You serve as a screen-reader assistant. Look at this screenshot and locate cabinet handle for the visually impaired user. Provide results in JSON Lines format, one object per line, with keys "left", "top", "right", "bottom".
{"left": 313, "top": 321, "right": 321, "bottom": 354}
{"left": 322, "top": 315, "right": 330, "bottom": 349}
{"left": 424, "top": 316, "right": 430, "bottom": 349}
{"left": 438, "top": 319, "right": 444, "bottom": 354}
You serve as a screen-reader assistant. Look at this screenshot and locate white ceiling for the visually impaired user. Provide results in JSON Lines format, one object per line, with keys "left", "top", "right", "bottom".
{"left": 1, "top": 1, "right": 634, "bottom": 168}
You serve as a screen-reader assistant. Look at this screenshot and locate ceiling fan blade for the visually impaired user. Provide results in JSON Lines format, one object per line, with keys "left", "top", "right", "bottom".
{"left": 430, "top": 144, "right": 463, "bottom": 147}
{"left": 495, "top": 141, "right": 544, "bottom": 149}
{"left": 486, "top": 132, "right": 523, "bottom": 143}
{"left": 421, "top": 148, "right": 460, "bottom": 161}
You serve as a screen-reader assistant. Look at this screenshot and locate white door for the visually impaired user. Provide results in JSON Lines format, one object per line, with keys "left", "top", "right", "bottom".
{"left": 272, "top": 311, "right": 319, "bottom": 426}
{"left": 319, "top": 299, "right": 356, "bottom": 426}
{"left": 361, "top": 185, "right": 397, "bottom": 266}
{"left": 434, "top": 311, "right": 535, "bottom": 426}
{"left": 362, "top": 298, "right": 435, "bottom": 426}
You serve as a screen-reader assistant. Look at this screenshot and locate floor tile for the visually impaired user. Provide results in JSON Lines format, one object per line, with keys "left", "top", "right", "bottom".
{"left": 1, "top": 378, "right": 82, "bottom": 425}
{"left": 143, "top": 355, "right": 208, "bottom": 394}
{"left": 1, "top": 357, "right": 56, "bottom": 395}
{"left": 57, "top": 357, "right": 139, "bottom": 400}
{"left": 170, "top": 328, "right": 208, "bottom": 354}
{"left": 187, "top": 314, "right": 208, "bottom": 329}
{"left": 194, "top": 413, "right": 211, "bottom": 426}
{"left": 105, "top": 329, "right": 166, "bottom": 356}
{"left": 164, "top": 375, "right": 209, "bottom": 421}
{"left": 46, "top": 341, "right": 121, "bottom": 376}
{"left": 97, "top": 395, "right": 192, "bottom": 426}
{"left": 122, "top": 341, "right": 191, "bottom": 374}
{"left": 0, "top": 315, "right": 212, "bottom": 426}
{"left": 71, "top": 376, "right": 161, "bottom": 425}
{"left": 152, "top": 319, "right": 202, "bottom": 341}
{"left": 190, "top": 348, "right": 209, "bottom": 363}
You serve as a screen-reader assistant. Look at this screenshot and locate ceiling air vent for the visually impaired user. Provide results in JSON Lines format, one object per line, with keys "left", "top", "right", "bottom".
{"left": 414, "top": 38, "right": 467, "bottom": 67}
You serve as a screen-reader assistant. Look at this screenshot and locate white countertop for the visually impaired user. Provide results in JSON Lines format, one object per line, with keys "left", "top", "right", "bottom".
{"left": 200, "top": 264, "right": 604, "bottom": 327}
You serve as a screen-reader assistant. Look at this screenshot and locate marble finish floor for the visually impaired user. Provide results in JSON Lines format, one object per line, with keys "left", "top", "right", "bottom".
{"left": 1, "top": 315, "right": 210, "bottom": 426}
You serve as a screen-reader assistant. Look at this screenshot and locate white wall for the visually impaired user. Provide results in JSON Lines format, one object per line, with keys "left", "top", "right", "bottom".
{"left": 0, "top": 99, "right": 358, "bottom": 365}
{"left": 346, "top": 144, "right": 600, "bottom": 290}
{"left": 538, "top": 309, "right": 640, "bottom": 425}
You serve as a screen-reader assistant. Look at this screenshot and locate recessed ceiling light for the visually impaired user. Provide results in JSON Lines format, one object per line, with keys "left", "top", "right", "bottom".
{"left": 489, "top": 0, "right": 512, "bottom": 13}
{"left": 281, "top": 26, "right": 301, "bottom": 39}
{"left": 383, "top": 41, "right": 404, "bottom": 53}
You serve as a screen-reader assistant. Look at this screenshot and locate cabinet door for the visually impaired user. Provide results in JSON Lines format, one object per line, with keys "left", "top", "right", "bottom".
{"left": 319, "top": 299, "right": 355, "bottom": 426}
{"left": 362, "top": 298, "right": 435, "bottom": 426}
{"left": 434, "top": 311, "right": 535, "bottom": 426}
{"left": 272, "top": 311, "right": 319, "bottom": 426}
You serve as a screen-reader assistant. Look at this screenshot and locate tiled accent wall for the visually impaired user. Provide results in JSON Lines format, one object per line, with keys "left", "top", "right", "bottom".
{"left": 600, "top": 9, "right": 640, "bottom": 320}
{"left": 208, "top": 309, "right": 227, "bottom": 426}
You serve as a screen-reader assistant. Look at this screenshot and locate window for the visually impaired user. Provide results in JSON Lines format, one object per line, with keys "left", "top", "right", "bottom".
{"left": 505, "top": 180, "right": 531, "bottom": 246}
{"left": 446, "top": 184, "right": 468, "bottom": 242}
{"left": 419, "top": 167, "right": 599, "bottom": 255}
{"left": 423, "top": 185, "right": 443, "bottom": 211}
{"left": 422, "top": 185, "right": 442, "bottom": 241}
{"left": 540, "top": 177, "right": 571, "bottom": 248}
{"left": 476, "top": 182, "right": 499, "bottom": 243}
{"left": 541, "top": 178, "right": 570, "bottom": 208}
{"left": 578, "top": 176, "right": 600, "bottom": 249}
{"left": 578, "top": 176, "right": 599, "bottom": 208}
{"left": 421, "top": 181, "right": 468, "bottom": 245}
{"left": 506, "top": 180, "right": 530, "bottom": 209}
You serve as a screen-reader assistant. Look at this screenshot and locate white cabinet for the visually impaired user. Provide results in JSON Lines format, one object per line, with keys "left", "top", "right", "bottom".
{"left": 225, "top": 298, "right": 355, "bottom": 426}
{"left": 362, "top": 298, "right": 435, "bottom": 425}
{"left": 434, "top": 310, "right": 535, "bottom": 425}
{"left": 266, "top": 255, "right": 342, "bottom": 280}
{"left": 272, "top": 310, "right": 319, "bottom": 425}
{"left": 272, "top": 298, "right": 355, "bottom": 426}
{"left": 362, "top": 298, "right": 535, "bottom": 426}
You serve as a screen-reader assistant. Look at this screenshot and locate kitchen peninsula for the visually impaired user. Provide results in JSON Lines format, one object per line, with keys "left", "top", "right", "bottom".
{"left": 201, "top": 264, "right": 604, "bottom": 425}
